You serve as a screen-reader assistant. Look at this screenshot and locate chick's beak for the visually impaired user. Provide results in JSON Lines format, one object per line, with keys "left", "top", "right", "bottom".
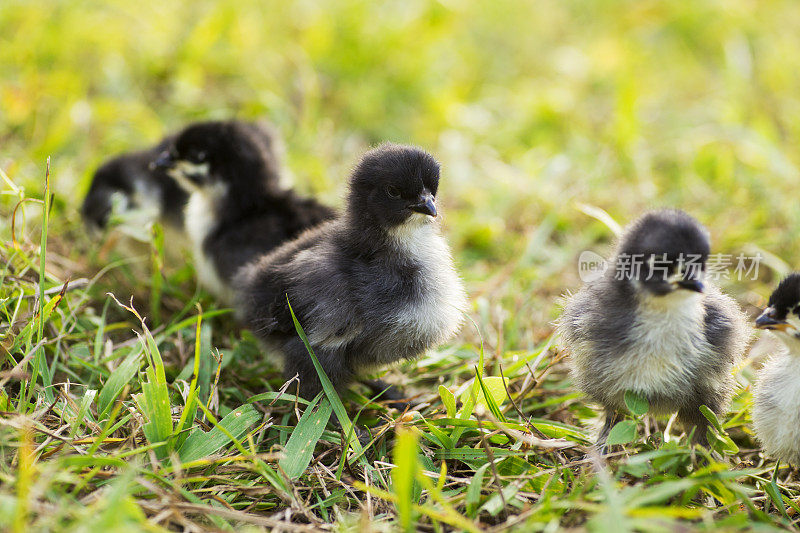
{"left": 410, "top": 193, "right": 437, "bottom": 218}
{"left": 755, "top": 308, "right": 789, "bottom": 331}
{"left": 150, "top": 150, "right": 174, "bottom": 171}
{"left": 674, "top": 279, "right": 705, "bottom": 293}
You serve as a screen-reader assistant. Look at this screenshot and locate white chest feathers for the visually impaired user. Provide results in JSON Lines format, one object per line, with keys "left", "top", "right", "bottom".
{"left": 184, "top": 187, "right": 229, "bottom": 301}
{"left": 753, "top": 351, "right": 800, "bottom": 464}
{"left": 612, "top": 292, "right": 710, "bottom": 403}
{"left": 388, "top": 218, "right": 468, "bottom": 345}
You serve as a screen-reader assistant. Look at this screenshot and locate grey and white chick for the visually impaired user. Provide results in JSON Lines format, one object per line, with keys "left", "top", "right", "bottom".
{"left": 234, "top": 143, "right": 468, "bottom": 399}
{"left": 558, "top": 209, "right": 750, "bottom": 447}
{"left": 753, "top": 273, "right": 800, "bottom": 465}
{"left": 153, "top": 120, "right": 336, "bottom": 302}
{"left": 81, "top": 120, "right": 283, "bottom": 232}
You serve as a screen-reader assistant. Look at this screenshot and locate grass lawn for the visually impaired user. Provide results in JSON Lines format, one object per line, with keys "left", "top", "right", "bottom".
{"left": 3, "top": 0, "right": 800, "bottom": 530}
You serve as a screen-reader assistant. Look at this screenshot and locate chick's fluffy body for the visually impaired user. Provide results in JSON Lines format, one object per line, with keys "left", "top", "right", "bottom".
{"left": 558, "top": 210, "right": 750, "bottom": 439}
{"left": 753, "top": 274, "right": 800, "bottom": 464}
{"left": 560, "top": 277, "right": 749, "bottom": 417}
{"left": 753, "top": 352, "right": 800, "bottom": 464}
{"left": 235, "top": 144, "right": 467, "bottom": 397}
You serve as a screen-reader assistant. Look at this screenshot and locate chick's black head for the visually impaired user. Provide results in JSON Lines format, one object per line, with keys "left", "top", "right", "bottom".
{"left": 154, "top": 121, "right": 268, "bottom": 192}
{"left": 756, "top": 273, "right": 800, "bottom": 332}
{"left": 615, "top": 209, "right": 710, "bottom": 296}
{"left": 347, "top": 143, "right": 440, "bottom": 229}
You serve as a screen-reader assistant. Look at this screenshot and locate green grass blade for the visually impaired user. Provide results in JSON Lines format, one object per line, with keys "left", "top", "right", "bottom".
{"left": 278, "top": 394, "right": 333, "bottom": 479}
{"left": 421, "top": 418, "right": 454, "bottom": 449}
{"left": 286, "top": 299, "right": 364, "bottom": 461}
{"left": 32, "top": 159, "right": 52, "bottom": 404}
{"left": 134, "top": 325, "right": 173, "bottom": 458}
{"left": 197, "top": 322, "right": 213, "bottom": 405}
{"left": 438, "top": 385, "right": 456, "bottom": 418}
{"left": 392, "top": 428, "right": 419, "bottom": 532}
{"left": 68, "top": 388, "right": 97, "bottom": 439}
{"left": 475, "top": 370, "right": 507, "bottom": 422}
{"left": 465, "top": 463, "right": 489, "bottom": 517}
{"left": 624, "top": 390, "right": 649, "bottom": 417}
{"left": 149, "top": 223, "right": 164, "bottom": 325}
{"left": 174, "top": 309, "right": 204, "bottom": 447}
{"left": 17, "top": 283, "right": 64, "bottom": 406}
{"left": 92, "top": 297, "right": 111, "bottom": 366}
{"left": 451, "top": 327, "right": 485, "bottom": 445}
{"left": 606, "top": 419, "right": 638, "bottom": 446}
{"left": 192, "top": 400, "right": 290, "bottom": 495}
{"left": 97, "top": 347, "right": 142, "bottom": 420}
{"left": 177, "top": 404, "right": 262, "bottom": 463}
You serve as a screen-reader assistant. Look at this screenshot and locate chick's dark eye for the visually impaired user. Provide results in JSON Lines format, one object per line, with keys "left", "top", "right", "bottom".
{"left": 386, "top": 186, "right": 400, "bottom": 199}
{"left": 195, "top": 151, "right": 207, "bottom": 162}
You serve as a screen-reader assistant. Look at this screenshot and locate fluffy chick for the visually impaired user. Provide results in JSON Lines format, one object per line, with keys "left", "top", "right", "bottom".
{"left": 753, "top": 273, "right": 800, "bottom": 465}
{"left": 155, "top": 120, "right": 336, "bottom": 301}
{"left": 558, "top": 209, "right": 750, "bottom": 447}
{"left": 234, "top": 143, "right": 468, "bottom": 399}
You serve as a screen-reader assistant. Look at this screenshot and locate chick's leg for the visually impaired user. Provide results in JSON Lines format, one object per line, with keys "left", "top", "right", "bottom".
{"left": 282, "top": 339, "right": 354, "bottom": 400}
{"left": 596, "top": 410, "right": 621, "bottom": 455}
{"left": 363, "top": 379, "right": 408, "bottom": 410}
{"left": 677, "top": 405, "right": 713, "bottom": 446}
{"left": 677, "top": 388, "right": 726, "bottom": 446}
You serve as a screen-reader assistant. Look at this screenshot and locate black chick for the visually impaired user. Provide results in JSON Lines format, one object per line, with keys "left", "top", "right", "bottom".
{"left": 558, "top": 209, "right": 750, "bottom": 448}
{"left": 154, "top": 120, "right": 336, "bottom": 301}
{"left": 752, "top": 274, "right": 800, "bottom": 465}
{"left": 81, "top": 121, "right": 283, "bottom": 231}
{"left": 81, "top": 136, "right": 186, "bottom": 230}
{"left": 234, "top": 143, "right": 468, "bottom": 399}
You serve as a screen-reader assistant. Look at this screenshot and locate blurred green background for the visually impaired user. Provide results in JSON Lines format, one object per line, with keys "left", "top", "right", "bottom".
{"left": 3, "top": 0, "right": 800, "bottom": 346}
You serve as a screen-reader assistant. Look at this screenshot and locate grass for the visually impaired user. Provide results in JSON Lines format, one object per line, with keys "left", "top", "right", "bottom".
{"left": 3, "top": 0, "right": 800, "bottom": 530}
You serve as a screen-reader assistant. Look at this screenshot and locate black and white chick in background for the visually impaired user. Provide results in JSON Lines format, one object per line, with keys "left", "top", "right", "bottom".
{"left": 153, "top": 120, "right": 336, "bottom": 302}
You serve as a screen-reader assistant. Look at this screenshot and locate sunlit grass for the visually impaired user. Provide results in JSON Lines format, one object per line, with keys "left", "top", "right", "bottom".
{"left": 3, "top": 0, "right": 800, "bottom": 530}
